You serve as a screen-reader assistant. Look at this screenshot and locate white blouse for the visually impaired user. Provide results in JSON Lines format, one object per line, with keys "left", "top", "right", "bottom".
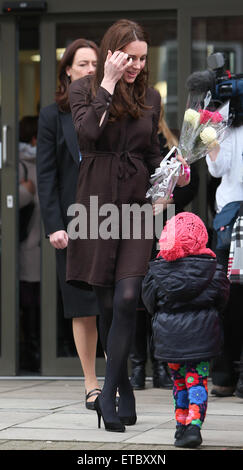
{"left": 206, "top": 125, "right": 243, "bottom": 212}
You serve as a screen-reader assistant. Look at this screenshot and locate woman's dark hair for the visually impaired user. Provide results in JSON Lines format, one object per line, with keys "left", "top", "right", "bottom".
{"left": 93, "top": 19, "right": 150, "bottom": 120}
{"left": 19, "top": 116, "right": 38, "bottom": 143}
{"left": 56, "top": 38, "right": 98, "bottom": 112}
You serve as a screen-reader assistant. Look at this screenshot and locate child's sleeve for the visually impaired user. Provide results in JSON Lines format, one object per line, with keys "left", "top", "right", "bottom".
{"left": 142, "top": 270, "right": 157, "bottom": 316}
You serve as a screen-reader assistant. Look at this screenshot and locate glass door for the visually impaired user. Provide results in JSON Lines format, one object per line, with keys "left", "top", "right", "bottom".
{"left": 40, "top": 11, "right": 178, "bottom": 376}
{"left": 18, "top": 17, "right": 41, "bottom": 375}
{"left": 0, "top": 16, "right": 19, "bottom": 375}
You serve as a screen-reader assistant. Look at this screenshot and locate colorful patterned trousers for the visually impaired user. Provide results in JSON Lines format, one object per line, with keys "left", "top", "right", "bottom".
{"left": 168, "top": 361, "right": 209, "bottom": 429}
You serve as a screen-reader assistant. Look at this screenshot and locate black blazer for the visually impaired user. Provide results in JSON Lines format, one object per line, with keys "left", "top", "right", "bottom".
{"left": 37, "top": 103, "right": 80, "bottom": 237}
{"left": 36, "top": 103, "right": 100, "bottom": 317}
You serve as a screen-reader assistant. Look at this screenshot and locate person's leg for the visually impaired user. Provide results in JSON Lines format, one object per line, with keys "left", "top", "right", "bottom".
{"left": 94, "top": 276, "right": 142, "bottom": 425}
{"left": 172, "top": 361, "right": 209, "bottom": 448}
{"left": 168, "top": 363, "right": 189, "bottom": 433}
{"left": 211, "top": 243, "right": 236, "bottom": 394}
{"left": 72, "top": 316, "right": 100, "bottom": 403}
{"left": 235, "top": 345, "right": 243, "bottom": 398}
{"left": 185, "top": 361, "right": 209, "bottom": 428}
{"left": 92, "top": 285, "right": 114, "bottom": 354}
{"left": 129, "top": 305, "right": 148, "bottom": 390}
{"left": 19, "top": 281, "right": 40, "bottom": 372}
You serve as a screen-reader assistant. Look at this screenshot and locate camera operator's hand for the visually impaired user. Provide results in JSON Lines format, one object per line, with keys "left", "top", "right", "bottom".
{"left": 208, "top": 143, "right": 220, "bottom": 161}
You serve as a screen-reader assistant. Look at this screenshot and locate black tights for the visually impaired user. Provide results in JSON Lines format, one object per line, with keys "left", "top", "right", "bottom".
{"left": 93, "top": 276, "right": 142, "bottom": 422}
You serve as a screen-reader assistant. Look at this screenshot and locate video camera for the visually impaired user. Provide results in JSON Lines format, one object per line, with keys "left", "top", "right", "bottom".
{"left": 186, "top": 52, "right": 243, "bottom": 122}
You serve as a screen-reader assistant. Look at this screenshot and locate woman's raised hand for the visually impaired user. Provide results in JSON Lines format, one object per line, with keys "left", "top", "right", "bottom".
{"left": 101, "top": 50, "right": 132, "bottom": 94}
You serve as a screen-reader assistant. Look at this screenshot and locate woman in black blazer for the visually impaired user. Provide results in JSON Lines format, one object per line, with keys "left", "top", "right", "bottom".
{"left": 37, "top": 39, "right": 101, "bottom": 409}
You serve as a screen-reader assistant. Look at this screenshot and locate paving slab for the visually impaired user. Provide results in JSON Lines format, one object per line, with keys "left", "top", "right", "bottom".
{"left": 0, "top": 398, "right": 80, "bottom": 410}
{"left": 0, "top": 411, "right": 46, "bottom": 430}
{"left": 0, "top": 378, "right": 242, "bottom": 451}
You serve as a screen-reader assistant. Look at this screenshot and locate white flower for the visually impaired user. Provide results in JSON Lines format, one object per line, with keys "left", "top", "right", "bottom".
{"left": 184, "top": 109, "right": 200, "bottom": 129}
{"left": 200, "top": 126, "right": 217, "bottom": 144}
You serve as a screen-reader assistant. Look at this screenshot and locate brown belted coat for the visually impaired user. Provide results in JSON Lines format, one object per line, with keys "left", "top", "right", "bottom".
{"left": 66, "top": 75, "right": 162, "bottom": 287}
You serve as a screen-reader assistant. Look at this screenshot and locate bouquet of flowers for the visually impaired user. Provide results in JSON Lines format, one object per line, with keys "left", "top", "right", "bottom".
{"left": 146, "top": 91, "right": 230, "bottom": 203}
{"left": 178, "top": 90, "right": 230, "bottom": 165}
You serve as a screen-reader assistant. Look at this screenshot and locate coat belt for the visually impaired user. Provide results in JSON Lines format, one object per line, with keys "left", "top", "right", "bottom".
{"left": 81, "top": 150, "right": 144, "bottom": 203}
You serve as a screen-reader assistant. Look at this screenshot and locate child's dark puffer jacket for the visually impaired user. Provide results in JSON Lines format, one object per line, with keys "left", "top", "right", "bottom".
{"left": 142, "top": 254, "right": 230, "bottom": 363}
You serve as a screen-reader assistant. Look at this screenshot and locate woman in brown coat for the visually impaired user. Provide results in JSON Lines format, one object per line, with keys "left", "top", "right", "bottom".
{"left": 67, "top": 19, "right": 189, "bottom": 432}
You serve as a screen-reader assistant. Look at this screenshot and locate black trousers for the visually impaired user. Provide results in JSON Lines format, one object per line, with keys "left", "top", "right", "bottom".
{"left": 211, "top": 232, "right": 243, "bottom": 386}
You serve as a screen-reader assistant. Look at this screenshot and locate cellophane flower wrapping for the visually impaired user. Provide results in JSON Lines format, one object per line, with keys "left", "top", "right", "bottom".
{"left": 146, "top": 146, "right": 182, "bottom": 203}
{"left": 178, "top": 90, "right": 230, "bottom": 165}
{"left": 146, "top": 91, "right": 230, "bottom": 203}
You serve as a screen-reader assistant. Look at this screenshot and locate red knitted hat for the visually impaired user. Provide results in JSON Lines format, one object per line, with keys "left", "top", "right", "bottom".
{"left": 157, "top": 212, "right": 216, "bottom": 261}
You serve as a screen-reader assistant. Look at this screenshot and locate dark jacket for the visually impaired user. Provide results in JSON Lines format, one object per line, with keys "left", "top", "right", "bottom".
{"left": 36, "top": 102, "right": 99, "bottom": 318}
{"left": 37, "top": 103, "right": 80, "bottom": 237}
{"left": 142, "top": 254, "right": 230, "bottom": 362}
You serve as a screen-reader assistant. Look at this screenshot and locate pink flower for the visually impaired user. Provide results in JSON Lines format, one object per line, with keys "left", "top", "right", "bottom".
{"left": 199, "top": 109, "right": 213, "bottom": 124}
{"left": 211, "top": 111, "right": 223, "bottom": 123}
{"left": 176, "top": 408, "right": 188, "bottom": 425}
{"left": 199, "top": 109, "right": 223, "bottom": 124}
{"left": 186, "top": 404, "right": 201, "bottom": 424}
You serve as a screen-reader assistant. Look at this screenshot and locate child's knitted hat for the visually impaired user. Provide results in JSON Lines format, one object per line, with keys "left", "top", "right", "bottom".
{"left": 157, "top": 211, "right": 216, "bottom": 261}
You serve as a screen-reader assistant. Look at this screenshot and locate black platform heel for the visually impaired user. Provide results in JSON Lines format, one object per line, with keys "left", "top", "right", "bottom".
{"left": 94, "top": 396, "right": 126, "bottom": 433}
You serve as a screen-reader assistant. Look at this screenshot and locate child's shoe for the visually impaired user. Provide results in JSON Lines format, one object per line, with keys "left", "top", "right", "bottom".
{"left": 174, "top": 424, "right": 186, "bottom": 440}
{"left": 174, "top": 424, "right": 202, "bottom": 448}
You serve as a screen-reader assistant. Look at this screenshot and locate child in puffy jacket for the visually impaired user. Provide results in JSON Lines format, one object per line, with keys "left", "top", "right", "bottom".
{"left": 142, "top": 212, "right": 230, "bottom": 448}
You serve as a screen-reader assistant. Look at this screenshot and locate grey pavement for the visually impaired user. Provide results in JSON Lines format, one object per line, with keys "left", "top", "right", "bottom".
{"left": 0, "top": 377, "right": 243, "bottom": 451}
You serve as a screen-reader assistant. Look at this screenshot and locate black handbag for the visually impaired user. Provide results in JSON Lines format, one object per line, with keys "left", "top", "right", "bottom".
{"left": 213, "top": 201, "right": 242, "bottom": 250}
{"left": 19, "top": 161, "right": 35, "bottom": 242}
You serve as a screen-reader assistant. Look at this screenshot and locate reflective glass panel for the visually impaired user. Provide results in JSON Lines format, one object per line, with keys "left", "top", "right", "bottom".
{"left": 56, "top": 14, "right": 177, "bottom": 357}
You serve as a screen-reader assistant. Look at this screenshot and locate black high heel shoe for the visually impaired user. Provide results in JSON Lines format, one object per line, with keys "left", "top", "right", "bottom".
{"left": 94, "top": 396, "right": 126, "bottom": 433}
{"left": 85, "top": 388, "right": 101, "bottom": 410}
{"left": 119, "top": 415, "right": 137, "bottom": 426}
{"left": 117, "top": 389, "right": 137, "bottom": 425}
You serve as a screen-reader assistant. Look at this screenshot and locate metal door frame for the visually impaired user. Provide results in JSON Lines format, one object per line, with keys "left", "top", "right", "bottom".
{"left": 0, "top": 16, "right": 18, "bottom": 375}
